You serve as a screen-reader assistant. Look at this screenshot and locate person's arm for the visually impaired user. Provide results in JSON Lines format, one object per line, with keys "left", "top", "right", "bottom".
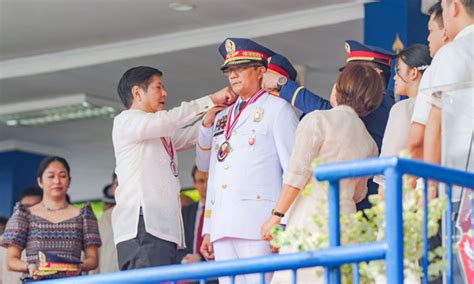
{"left": 262, "top": 113, "right": 323, "bottom": 240}
{"left": 1, "top": 203, "right": 30, "bottom": 274}
{"left": 406, "top": 122, "right": 425, "bottom": 160}
{"left": 173, "top": 88, "right": 236, "bottom": 151}
{"left": 278, "top": 80, "right": 332, "bottom": 113}
{"left": 262, "top": 72, "right": 332, "bottom": 113}
{"left": 200, "top": 185, "right": 215, "bottom": 260}
{"left": 195, "top": 125, "right": 213, "bottom": 172}
{"left": 80, "top": 203, "right": 102, "bottom": 273}
{"left": 424, "top": 106, "right": 442, "bottom": 165}
{"left": 379, "top": 103, "right": 401, "bottom": 158}
{"left": 116, "top": 96, "right": 214, "bottom": 144}
{"left": 6, "top": 246, "right": 31, "bottom": 274}
{"left": 80, "top": 246, "right": 99, "bottom": 272}
{"left": 272, "top": 102, "right": 299, "bottom": 172}
{"left": 195, "top": 106, "right": 225, "bottom": 172}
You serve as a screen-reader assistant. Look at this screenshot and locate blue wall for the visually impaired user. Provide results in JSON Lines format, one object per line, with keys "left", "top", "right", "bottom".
{"left": 0, "top": 151, "right": 45, "bottom": 217}
{"left": 365, "top": 0, "right": 430, "bottom": 91}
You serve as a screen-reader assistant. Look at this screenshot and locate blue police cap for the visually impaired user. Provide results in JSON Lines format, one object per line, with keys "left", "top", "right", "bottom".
{"left": 218, "top": 38, "right": 275, "bottom": 70}
{"left": 343, "top": 40, "right": 395, "bottom": 69}
{"left": 268, "top": 54, "right": 298, "bottom": 81}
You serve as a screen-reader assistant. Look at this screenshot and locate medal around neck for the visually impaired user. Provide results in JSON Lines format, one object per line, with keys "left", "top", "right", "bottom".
{"left": 217, "top": 89, "right": 265, "bottom": 162}
{"left": 217, "top": 141, "right": 231, "bottom": 162}
{"left": 170, "top": 160, "right": 179, "bottom": 177}
{"left": 161, "top": 137, "right": 178, "bottom": 177}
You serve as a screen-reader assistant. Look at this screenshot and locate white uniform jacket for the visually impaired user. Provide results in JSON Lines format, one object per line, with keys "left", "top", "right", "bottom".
{"left": 196, "top": 92, "right": 298, "bottom": 242}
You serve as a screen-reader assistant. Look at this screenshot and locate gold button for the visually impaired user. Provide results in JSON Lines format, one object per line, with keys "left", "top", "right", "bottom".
{"left": 232, "top": 130, "right": 237, "bottom": 136}
{"left": 256, "top": 195, "right": 261, "bottom": 200}
{"left": 222, "top": 184, "right": 228, "bottom": 189}
{"left": 224, "top": 164, "right": 230, "bottom": 170}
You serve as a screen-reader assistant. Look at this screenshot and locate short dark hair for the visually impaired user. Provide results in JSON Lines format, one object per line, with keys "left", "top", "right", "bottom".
{"left": 37, "top": 156, "right": 71, "bottom": 181}
{"left": 117, "top": 66, "right": 163, "bottom": 109}
{"left": 429, "top": 1, "right": 444, "bottom": 28}
{"left": 18, "top": 186, "right": 43, "bottom": 202}
{"left": 397, "top": 44, "right": 432, "bottom": 74}
{"left": 335, "top": 62, "right": 384, "bottom": 117}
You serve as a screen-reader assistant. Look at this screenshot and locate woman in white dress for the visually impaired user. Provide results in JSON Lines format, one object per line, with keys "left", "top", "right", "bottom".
{"left": 379, "top": 44, "right": 432, "bottom": 159}
{"left": 261, "top": 62, "right": 384, "bottom": 283}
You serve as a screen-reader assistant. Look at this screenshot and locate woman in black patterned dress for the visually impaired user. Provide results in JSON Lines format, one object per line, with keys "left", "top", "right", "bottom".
{"left": 1, "top": 156, "right": 101, "bottom": 282}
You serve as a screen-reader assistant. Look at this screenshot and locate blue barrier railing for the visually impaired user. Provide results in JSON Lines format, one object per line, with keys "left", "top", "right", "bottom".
{"left": 43, "top": 157, "right": 474, "bottom": 284}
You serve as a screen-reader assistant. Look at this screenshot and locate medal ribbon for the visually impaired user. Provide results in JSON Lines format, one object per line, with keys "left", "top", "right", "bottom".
{"left": 160, "top": 137, "right": 175, "bottom": 161}
{"left": 224, "top": 89, "right": 266, "bottom": 140}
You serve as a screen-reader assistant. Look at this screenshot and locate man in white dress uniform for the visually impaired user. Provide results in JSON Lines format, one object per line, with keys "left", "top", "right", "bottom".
{"left": 196, "top": 38, "right": 299, "bottom": 284}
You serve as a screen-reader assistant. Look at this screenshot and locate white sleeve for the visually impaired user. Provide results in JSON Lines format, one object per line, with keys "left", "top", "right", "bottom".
{"left": 202, "top": 196, "right": 212, "bottom": 235}
{"left": 411, "top": 68, "right": 432, "bottom": 125}
{"left": 171, "top": 114, "right": 204, "bottom": 152}
{"left": 273, "top": 103, "right": 299, "bottom": 174}
{"left": 118, "top": 96, "right": 213, "bottom": 143}
{"left": 411, "top": 93, "right": 432, "bottom": 125}
{"left": 195, "top": 124, "right": 213, "bottom": 172}
{"left": 380, "top": 102, "right": 405, "bottom": 157}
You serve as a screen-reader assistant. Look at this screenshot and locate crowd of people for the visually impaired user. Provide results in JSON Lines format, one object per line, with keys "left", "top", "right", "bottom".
{"left": 0, "top": 0, "right": 472, "bottom": 283}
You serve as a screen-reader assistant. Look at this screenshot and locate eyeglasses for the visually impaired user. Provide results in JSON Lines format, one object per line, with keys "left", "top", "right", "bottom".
{"left": 222, "top": 64, "right": 260, "bottom": 76}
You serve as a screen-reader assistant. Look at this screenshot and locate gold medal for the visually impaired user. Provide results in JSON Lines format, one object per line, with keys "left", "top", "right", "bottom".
{"left": 217, "top": 141, "right": 231, "bottom": 162}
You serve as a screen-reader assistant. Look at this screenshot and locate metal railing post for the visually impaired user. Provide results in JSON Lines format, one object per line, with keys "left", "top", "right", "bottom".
{"left": 445, "top": 184, "right": 453, "bottom": 284}
{"left": 384, "top": 167, "right": 404, "bottom": 283}
{"left": 326, "top": 180, "right": 341, "bottom": 284}
{"left": 422, "top": 179, "right": 429, "bottom": 284}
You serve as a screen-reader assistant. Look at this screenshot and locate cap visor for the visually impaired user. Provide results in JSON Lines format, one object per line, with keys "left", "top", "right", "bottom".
{"left": 220, "top": 59, "right": 266, "bottom": 71}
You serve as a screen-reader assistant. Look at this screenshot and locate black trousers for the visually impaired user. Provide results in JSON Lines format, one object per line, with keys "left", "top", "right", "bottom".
{"left": 117, "top": 215, "right": 177, "bottom": 270}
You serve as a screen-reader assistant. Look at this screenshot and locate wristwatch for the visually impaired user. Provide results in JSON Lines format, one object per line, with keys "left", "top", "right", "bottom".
{"left": 276, "top": 76, "right": 288, "bottom": 91}
{"left": 271, "top": 209, "right": 285, "bottom": 218}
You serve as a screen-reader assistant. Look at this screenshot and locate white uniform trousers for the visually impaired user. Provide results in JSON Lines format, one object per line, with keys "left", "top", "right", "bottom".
{"left": 213, "top": 237, "right": 273, "bottom": 284}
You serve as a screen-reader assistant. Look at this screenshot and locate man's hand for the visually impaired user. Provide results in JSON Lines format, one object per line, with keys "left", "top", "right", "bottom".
{"left": 262, "top": 71, "right": 283, "bottom": 90}
{"left": 182, "top": 253, "right": 202, "bottom": 264}
{"left": 209, "top": 87, "right": 237, "bottom": 106}
{"left": 200, "top": 234, "right": 215, "bottom": 261}
{"left": 261, "top": 215, "right": 281, "bottom": 241}
{"left": 203, "top": 105, "right": 226, "bottom": 128}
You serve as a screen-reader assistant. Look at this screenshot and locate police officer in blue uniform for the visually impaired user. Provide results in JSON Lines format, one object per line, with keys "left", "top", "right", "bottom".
{"left": 262, "top": 40, "right": 396, "bottom": 211}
